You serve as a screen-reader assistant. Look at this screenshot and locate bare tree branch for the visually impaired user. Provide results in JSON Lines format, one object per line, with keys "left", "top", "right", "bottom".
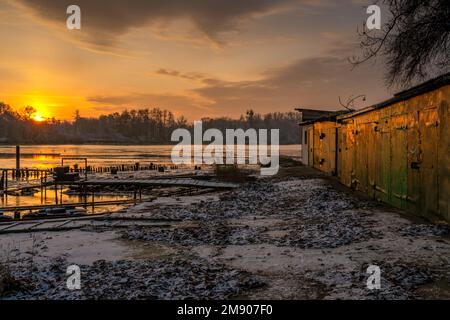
{"left": 351, "top": 0, "right": 450, "bottom": 87}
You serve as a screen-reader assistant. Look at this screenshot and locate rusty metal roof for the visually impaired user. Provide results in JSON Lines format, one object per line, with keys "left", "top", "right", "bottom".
{"left": 298, "top": 109, "right": 353, "bottom": 126}
{"left": 337, "top": 72, "right": 450, "bottom": 120}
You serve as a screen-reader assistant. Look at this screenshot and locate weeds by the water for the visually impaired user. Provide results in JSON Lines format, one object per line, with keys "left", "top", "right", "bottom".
{"left": 0, "top": 263, "right": 22, "bottom": 297}
{"left": 0, "top": 244, "right": 22, "bottom": 297}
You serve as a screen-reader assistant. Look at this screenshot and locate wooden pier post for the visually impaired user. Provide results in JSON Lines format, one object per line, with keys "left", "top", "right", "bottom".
{"left": 92, "top": 191, "right": 95, "bottom": 213}
{"left": 5, "top": 170, "right": 8, "bottom": 200}
{"left": 15, "top": 145, "right": 20, "bottom": 179}
{"left": 0, "top": 170, "right": 4, "bottom": 192}
{"left": 54, "top": 181, "right": 58, "bottom": 205}
{"left": 44, "top": 172, "right": 47, "bottom": 199}
{"left": 40, "top": 175, "right": 44, "bottom": 204}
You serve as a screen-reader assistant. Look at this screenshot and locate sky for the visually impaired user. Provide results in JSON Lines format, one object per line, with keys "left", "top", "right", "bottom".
{"left": 0, "top": 0, "right": 393, "bottom": 121}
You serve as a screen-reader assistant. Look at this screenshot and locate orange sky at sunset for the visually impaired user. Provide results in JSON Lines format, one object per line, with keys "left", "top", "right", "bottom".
{"left": 0, "top": 0, "right": 391, "bottom": 121}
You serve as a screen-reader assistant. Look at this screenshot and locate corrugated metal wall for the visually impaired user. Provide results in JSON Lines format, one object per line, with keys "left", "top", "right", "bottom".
{"left": 336, "top": 85, "right": 449, "bottom": 222}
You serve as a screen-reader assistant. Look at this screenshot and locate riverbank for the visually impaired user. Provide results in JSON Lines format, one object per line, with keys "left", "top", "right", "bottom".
{"left": 1, "top": 163, "right": 449, "bottom": 299}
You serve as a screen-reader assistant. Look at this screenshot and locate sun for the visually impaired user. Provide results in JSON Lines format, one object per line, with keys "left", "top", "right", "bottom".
{"left": 33, "top": 114, "right": 46, "bottom": 122}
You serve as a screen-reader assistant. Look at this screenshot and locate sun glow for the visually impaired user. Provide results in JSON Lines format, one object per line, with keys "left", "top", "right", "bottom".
{"left": 33, "top": 114, "right": 46, "bottom": 122}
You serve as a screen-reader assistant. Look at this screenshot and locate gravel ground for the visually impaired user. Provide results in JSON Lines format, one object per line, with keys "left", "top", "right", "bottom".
{"left": 121, "top": 179, "right": 381, "bottom": 249}
{"left": 5, "top": 256, "right": 265, "bottom": 300}
{"left": 1, "top": 172, "right": 450, "bottom": 300}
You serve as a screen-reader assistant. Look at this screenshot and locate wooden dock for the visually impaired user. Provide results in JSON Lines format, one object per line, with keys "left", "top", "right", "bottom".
{"left": 0, "top": 196, "right": 155, "bottom": 212}
{"left": 0, "top": 215, "right": 177, "bottom": 234}
{"left": 1, "top": 175, "right": 237, "bottom": 197}
{"left": 0, "top": 175, "right": 237, "bottom": 223}
{"left": 56, "top": 178, "right": 239, "bottom": 189}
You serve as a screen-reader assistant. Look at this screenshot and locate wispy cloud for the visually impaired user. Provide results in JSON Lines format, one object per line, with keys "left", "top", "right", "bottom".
{"left": 188, "top": 49, "right": 390, "bottom": 116}
{"left": 91, "top": 44, "right": 389, "bottom": 120}
{"left": 86, "top": 92, "right": 213, "bottom": 117}
{"left": 14, "top": 0, "right": 315, "bottom": 50}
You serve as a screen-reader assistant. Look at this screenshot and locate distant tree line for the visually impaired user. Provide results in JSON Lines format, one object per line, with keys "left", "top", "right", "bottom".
{"left": 0, "top": 102, "right": 300, "bottom": 144}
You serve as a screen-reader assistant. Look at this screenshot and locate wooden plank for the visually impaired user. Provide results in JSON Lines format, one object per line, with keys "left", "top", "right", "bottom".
{"left": 67, "top": 178, "right": 238, "bottom": 189}
{"left": 0, "top": 196, "right": 155, "bottom": 212}
{"left": 27, "top": 221, "right": 49, "bottom": 230}
{"left": 53, "top": 220, "right": 73, "bottom": 229}
{"left": 0, "top": 222, "right": 21, "bottom": 232}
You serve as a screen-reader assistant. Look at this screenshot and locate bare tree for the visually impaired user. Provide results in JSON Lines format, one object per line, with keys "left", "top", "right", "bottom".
{"left": 22, "top": 106, "right": 36, "bottom": 120}
{"left": 351, "top": 0, "right": 450, "bottom": 87}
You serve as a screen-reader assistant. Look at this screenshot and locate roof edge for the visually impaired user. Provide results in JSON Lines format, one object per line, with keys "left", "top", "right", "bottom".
{"left": 299, "top": 110, "right": 353, "bottom": 125}
{"left": 337, "top": 72, "right": 450, "bottom": 120}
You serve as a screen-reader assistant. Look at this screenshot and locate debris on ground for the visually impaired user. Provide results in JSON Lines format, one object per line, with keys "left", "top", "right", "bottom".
{"left": 2, "top": 174, "right": 450, "bottom": 300}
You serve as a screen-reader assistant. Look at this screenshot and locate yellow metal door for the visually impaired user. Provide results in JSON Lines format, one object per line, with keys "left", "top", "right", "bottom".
{"left": 418, "top": 108, "right": 439, "bottom": 217}
{"left": 367, "top": 122, "right": 378, "bottom": 198}
{"left": 308, "top": 127, "right": 313, "bottom": 167}
{"left": 407, "top": 111, "right": 421, "bottom": 211}
{"left": 354, "top": 123, "right": 369, "bottom": 193}
{"left": 337, "top": 125, "right": 351, "bottom": 187}
{"left": 390, "top": 115, "right": 408, "bottom": 209}
{"left": 373, "top": 118, "right": 390, "bottom": 203}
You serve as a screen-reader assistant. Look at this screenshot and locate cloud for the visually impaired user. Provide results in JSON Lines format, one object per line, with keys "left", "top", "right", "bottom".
{"left": 86, "top": 92, "right": 212, "bottom": 117}
{"left": 156, "top": 68, "right": 206, "bottom": 81}
{"left": 89, "top": 38, "right": 390, "bottom": 120}
{"left": 191, "top": 53, "right": 390, "bottom": 116}
{"left": 15, "top": 0, "right": 306, "bottom": 48}
{"left": 97, "top": 50, "right": 389, "bottom": 120}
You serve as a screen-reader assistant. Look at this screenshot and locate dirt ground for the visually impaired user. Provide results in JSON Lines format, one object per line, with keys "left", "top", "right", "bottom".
{"left": 1, "top": 164, "right": 449, "bottom": 300}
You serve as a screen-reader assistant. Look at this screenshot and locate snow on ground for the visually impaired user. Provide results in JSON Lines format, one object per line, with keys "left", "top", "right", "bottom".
{"left": 1, "top": 175, "right": 449, "bottom": 299}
